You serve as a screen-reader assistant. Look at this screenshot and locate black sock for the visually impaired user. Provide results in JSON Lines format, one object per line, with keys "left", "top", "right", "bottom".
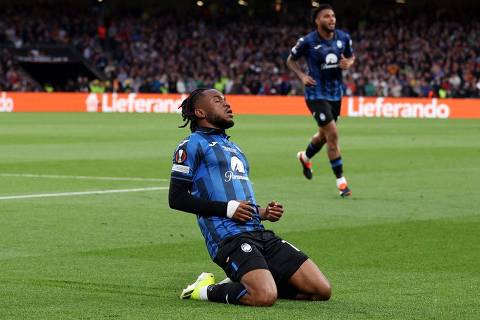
{"left": 330, "top": 157, "right": 343, "bottom": 178}
{"left": 207, "top": 282, "right": 247, "bottom": 305}
{"left": 305, "top": 142, "right": 322, "bottom": 159}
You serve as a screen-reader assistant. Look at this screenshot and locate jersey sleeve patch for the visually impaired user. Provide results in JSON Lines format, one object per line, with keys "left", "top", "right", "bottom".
{"left": 174, "top": 149, "right": 187, "bottom": 164}
{"left": 172, "top": 164, "right": 190, "bottom": 174}
{"left": 171, "top": 137, "right": 200, "bottom": 180}
{"left": 291, "top": 37, "right": 307, "bottom": 59}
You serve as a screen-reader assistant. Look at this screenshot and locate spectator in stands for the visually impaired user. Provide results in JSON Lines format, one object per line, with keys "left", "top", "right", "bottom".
{"left": 0, "top": 5, "right": 479, "bottom": 98}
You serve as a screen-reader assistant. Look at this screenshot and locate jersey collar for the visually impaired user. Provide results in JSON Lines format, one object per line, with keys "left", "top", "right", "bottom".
{"left": 196, "top": 127, "right": 230, "bottom": 139}
{"left": 315, "top": 29, "right": 337, "bottom": 42}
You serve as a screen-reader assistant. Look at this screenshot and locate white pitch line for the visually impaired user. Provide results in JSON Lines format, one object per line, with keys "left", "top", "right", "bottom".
{"left": 0, "top": 187, "right": 168, "bottom": 201}
{"left": 0, "top": 173, "right": 167, "bottom": 182}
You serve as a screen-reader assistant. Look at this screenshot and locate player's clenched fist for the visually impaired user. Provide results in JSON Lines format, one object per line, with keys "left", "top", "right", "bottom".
{"left": 261, "top": 201, "right": 284, "bottom": 222}
{"left": 228, "top": 200, "right": 255, "bottom": 222}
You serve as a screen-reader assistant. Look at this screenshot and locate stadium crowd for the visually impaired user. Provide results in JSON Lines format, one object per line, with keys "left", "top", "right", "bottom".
{"left": 0, "top": 48, "right": 40, "bottom": 91}
{"left": 1, "top": 5, "right": 480, "bottom": 97}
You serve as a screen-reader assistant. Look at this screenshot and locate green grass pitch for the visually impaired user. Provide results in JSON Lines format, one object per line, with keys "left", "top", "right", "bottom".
{"left": 0, "top": 113, "right": 479, "bottom": 319}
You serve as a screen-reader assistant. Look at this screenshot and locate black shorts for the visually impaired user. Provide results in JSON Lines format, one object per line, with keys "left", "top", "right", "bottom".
{"left": 306, "top": 99, "right": 341, "bottom": 127}
{"left": 213, "top": 230, "right": 308, "bottom": 288}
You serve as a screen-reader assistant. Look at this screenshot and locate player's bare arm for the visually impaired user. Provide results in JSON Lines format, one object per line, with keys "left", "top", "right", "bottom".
{"left": 286, "top": 54, "right": 316, "bottom": 86}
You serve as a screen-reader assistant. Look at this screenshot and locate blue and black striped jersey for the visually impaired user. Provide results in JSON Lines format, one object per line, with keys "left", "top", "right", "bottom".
{"left": 170, "top": 127, "right": 264, "bottom": 259}
{"left": 291, "top": 29, "right": 354, "bottom": 101}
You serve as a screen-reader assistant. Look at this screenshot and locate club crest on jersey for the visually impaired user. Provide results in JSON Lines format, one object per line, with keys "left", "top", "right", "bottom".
{"left": 337, "top": 40, "right": 343, "bottom": 48}
{"left": 175, "top": 149, "right": 187, "bottom": 163}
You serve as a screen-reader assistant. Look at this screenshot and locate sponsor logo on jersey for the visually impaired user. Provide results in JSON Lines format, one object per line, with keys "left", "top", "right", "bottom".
{"left": 230, "top": 156, "right": 245, "bottom": 173}
{"left": 222, "top": 146, "right": 238, "bottom": 153}
{"left": 322, "top": 53, "right": 339, "bottom": 70}
{"left": 224, "top": 156, "right": 249, "bottom": 182}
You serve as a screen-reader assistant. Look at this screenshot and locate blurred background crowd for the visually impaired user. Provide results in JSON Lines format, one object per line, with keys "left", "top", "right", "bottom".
{"left": 1, "top": 0, "right": 479, "bottom": 98}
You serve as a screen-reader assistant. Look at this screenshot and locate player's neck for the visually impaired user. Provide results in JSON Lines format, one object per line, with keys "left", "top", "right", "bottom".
{"left": 197, "top": 120, "right": 224, "bottom": 132}
{"left": 317, "top": 28, "right": 334, "bottom": 40}
{"left": 198, "top": 122, "right": 219, "bottom": 130}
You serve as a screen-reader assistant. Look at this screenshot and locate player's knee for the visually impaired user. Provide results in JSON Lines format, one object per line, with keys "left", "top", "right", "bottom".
{"left": 326, "top": 132, "right": 338, "bottom": 142}
{"left": 251, "top": 286, "right": 278, "bottom": 306}
{"left": 258, "top": 288, "right": 278, "bottom": 306}
{"left": 326, "top": 141, "right": 339, "bottom": 153}
{"left": 312, "top": 282, "right": 332, "bottom": 301}
{"left": 320, "top": 283, "right": 332, "bottom": 300}
{"left": 325, "top": 130, "right": 338, "bottom": 144}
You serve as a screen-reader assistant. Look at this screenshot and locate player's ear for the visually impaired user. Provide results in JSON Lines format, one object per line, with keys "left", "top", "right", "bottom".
{"left": 194, "top": 108, "right": 206, "bottom": 119}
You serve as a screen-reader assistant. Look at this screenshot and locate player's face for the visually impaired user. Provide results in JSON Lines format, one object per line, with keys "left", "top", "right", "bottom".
{"left": 197, "top": 89, "right": 234, "bottom": 130}
{"left": 316, "top": 9, "right": 336, "bottom": 33}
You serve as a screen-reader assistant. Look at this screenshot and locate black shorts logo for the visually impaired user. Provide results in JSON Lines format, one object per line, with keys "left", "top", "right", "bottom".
{"left": 241, "top": 243, "right": 252, "bottom": 253}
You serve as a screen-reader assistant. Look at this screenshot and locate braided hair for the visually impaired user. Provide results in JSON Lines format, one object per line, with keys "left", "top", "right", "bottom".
{"left": 178, "top": 88, "right": 208, "bottom": 132}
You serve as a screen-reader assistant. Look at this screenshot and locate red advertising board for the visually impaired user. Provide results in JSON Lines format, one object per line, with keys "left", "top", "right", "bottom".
{"left": 1, "top": 92, "right": 480, "bottom": 119}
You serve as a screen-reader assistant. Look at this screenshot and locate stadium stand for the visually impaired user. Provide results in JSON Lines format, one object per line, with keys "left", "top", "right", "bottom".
{"left": 1, "top": 2, "right": 479, "bottom": 97}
